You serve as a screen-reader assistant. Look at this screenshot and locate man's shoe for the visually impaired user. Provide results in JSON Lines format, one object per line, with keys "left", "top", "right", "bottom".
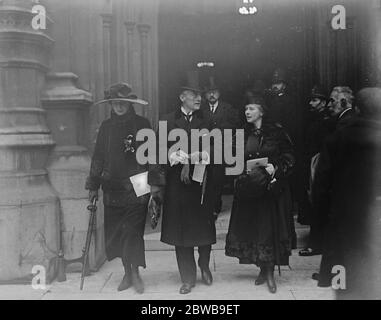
{"left": 179, "top": 283, "right": 194, "bottom": 294}
{"left": 200, "top": 268, "right": 213, "bottom": 286}
{"left": 117, "top": 273, "right": 132, "bottom": 292}
{"left": 312, "top": 272, "right": 332, "bottom": 287}
{"left": 131, "top": 267, "right": 144, "bottom": 294}
{"left": 255, "top": 268, "right": 266, "bottom": 286}
{"left": 299, "top": 248, "right": 322, "bottom": 256}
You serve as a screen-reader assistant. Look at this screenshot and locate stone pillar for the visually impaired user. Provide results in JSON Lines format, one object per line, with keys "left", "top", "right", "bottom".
{"left": 41, "top": 72, "right": 106, "bottom": 271}
{"left": 124, "top": 21, "right": 136, "bottom": 80}
{"left": 0, "top": 0, "right": 59, "bottom": 282}
{"left": 137, "top": 23, "right": 151, "bottom": 119}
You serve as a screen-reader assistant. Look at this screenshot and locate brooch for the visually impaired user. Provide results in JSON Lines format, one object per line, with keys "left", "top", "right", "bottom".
{"left": 123, "top": 134, "right": 135, "bottom": 153}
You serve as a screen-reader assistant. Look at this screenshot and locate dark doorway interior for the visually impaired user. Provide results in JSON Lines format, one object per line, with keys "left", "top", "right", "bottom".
{"left": 158, "top": 0, "right": 307, "bottom": 115}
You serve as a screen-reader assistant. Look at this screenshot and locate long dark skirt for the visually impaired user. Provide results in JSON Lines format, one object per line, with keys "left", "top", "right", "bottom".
{"left": 104, "top": 193, "right": 149, "bottom": 268}
{"left": 225, "top": 186, "right": 293, "bottom": 267}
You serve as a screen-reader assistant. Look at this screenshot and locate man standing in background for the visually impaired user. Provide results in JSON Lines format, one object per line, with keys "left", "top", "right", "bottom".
{"left": 201, "top": 77, "right": 239, "bottom": 220}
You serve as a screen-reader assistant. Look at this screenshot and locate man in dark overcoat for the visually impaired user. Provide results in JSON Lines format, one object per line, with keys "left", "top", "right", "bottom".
{"left": 201, "top": 76, "right": 239, "bottom": 220}
{"left": 149, "top": 83, "right": 216, "bottom": 294}
{"left": 86, "top": 83, "right": 151, "bottom": 293}
{"left": 327, "top": 86, "right": 357, "bottom": 130}
{"left": 298, "top": 85, "right": 334, "bottom": 256}
{"left": 266, "top": 68, "right": 299, "bottom": 248}
{"left": 312, "top": 87, "right": 381, "bottom": 298}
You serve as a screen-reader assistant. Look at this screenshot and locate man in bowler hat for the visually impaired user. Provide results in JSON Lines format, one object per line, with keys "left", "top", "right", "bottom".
{"left": 298, "top": 85, "right": 334, "bottom": 256}
{"left": 266, "top": 67, "right": 299, "bottom": 248}
{"left": 201, "top": 76, "right": 239, "bottom": 220}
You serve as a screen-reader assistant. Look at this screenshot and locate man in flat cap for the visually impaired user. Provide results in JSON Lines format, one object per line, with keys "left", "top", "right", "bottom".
{"left": 85, "top": 83, "right": 151, "bottom": 293}
{"left": 312, "top": 87, "right": 381, "bottom": 299}
{"left": 149, "top": 80, "right": 216, "bottom": 294}
{"left": 201, "top": 76, "right": 239, "bottom": 220}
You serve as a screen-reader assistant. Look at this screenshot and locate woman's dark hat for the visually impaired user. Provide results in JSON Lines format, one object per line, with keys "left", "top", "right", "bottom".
{"left": 311, "top": 85, "right": 327, "bottom": 100}
{"left": 94, "top": 82, "right": 148, "bottom": 106}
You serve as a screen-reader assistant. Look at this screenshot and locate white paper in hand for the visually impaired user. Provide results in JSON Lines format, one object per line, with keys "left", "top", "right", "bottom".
{"left": 130, "top": 171, "right": 150, "bottom": 197}
{"left": 192, "top": 164, "right": 206, "bottom": 183}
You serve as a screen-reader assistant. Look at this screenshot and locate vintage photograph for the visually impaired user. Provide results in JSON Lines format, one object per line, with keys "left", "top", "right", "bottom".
{"left": 0, "top": 0, "right": 380, "bottom": 303}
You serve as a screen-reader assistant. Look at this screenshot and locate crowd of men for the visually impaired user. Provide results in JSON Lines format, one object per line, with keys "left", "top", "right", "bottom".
{"left": 86, "top": 68, "right": 381, "bottom": 299}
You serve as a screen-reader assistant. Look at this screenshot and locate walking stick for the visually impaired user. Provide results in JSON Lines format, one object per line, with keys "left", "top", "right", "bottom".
{"left": 56, "top": 198, "right": 97, "bottom": 285}
{"left": 80, "top": 198, "right": 97, "bottom": 290}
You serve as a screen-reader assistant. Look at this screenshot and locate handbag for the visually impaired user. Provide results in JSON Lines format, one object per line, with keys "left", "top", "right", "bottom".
{"left": 235, "top": 167, "right": 271, "bottom": 199}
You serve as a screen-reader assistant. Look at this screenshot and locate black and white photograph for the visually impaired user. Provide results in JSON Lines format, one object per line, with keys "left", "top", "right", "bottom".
{"left": 0, "top": 0, "right": 381, "bottom": 305}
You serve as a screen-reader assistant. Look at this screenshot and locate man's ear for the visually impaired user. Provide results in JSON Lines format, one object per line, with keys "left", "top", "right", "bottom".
{"left": 340, "top": 98, "right": 347, "bottom": 109}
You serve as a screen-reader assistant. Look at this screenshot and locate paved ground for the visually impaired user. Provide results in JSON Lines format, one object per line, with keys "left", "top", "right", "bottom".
{"left": 0, "top": 196, "right": 335, "bottom": 300}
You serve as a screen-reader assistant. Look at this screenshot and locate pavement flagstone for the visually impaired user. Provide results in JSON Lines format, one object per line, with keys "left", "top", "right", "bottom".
{"left": 0, "top": 195, "right": 335, "bottom": 300}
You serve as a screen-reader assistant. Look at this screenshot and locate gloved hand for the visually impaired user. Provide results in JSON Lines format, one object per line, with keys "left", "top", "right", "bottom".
{"left": 88, "top": 190, "right": 98, "bottom": 203}
{"left": 265, "top": 163, "right": 276, "bottom": 178}
{"left": 189, "top": 151, "right": 210, "bottom": 164}
{"left": 169, "top": 150, "right": 189, "bottom": 166}
{"left": 180, "top": 164, "right": 191, "bottom": 185}
{"left": 150, "top": 185, "right": 164, "bottom": 204}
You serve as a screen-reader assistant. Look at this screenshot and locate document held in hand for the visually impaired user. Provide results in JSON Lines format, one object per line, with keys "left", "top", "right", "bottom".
{"left": 130, "top": 171, "right": 150, "bottom": 197}
{"left": 246, "top": 157, "right": 268, "bottom": 171}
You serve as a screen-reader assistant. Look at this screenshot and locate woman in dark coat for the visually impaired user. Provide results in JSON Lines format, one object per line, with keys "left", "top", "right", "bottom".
{"left": 225, "top": 96, "right": 295, "bottom": 293}
{"left": 86, "top": 83, "right": 151, "bottom": 293}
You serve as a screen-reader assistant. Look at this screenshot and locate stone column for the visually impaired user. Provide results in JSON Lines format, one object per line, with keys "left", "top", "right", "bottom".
{"left": 124, "top": 21, "right": 136, "bottom": 80}
{"left": 0, "top": 0, "right": 59, "bottom": 282}
{"left": 41, "top": 73, "right": 106, "bottom": 272}
{"left": 137, "top": 23, "right": 151, "bottom": 119}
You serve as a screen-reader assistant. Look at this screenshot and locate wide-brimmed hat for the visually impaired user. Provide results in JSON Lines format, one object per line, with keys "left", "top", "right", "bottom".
{"left": 311, "top": 85, "right": 327, "bottom": 100}
{"left": 94, "top": 82, "right": 148, "bottom": 106}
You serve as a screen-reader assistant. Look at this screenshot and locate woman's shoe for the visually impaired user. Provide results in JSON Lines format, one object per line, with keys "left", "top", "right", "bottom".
{"left": 255, "top": 268, "right": 266, "bottom": 285}
{"left": 117, "top": 273, "right": 132, "bottom": 291}
{"left": 265, "top": 266, "right": 277, "bottom": 294}
{"left": 131, "top": 266, "right": 144, "bottom": 294}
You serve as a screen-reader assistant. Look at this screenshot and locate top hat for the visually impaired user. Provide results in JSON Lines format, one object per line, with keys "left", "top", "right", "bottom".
{"left": 311, "top": 85, "right": 328, "bottom": 100}
{"left": 204, "top": 76, "right": 219, "bottom": 92}
{"left": 94, "top": 82, "right": 148, "bottom": 106}
{"left": 271, "top": 68, "right": 287, "bottom": 84}
{"left": 180, "top": 71, "right": 203, "bottom": 93}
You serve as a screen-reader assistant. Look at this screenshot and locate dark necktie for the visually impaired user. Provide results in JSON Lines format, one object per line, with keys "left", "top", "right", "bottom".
{"left": 183, "top": 113, "right": 192, "bottom": 122}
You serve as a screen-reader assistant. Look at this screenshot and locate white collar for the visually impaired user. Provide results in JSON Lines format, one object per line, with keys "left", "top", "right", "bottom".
{"left": 181, "top": 106, "right": 193, "bottom": 116}
{"left": 339, "top": 108, "right": 352, "bottom": 119}
{"left": 209, "top": 101, "right": 219, "bottom": 108}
